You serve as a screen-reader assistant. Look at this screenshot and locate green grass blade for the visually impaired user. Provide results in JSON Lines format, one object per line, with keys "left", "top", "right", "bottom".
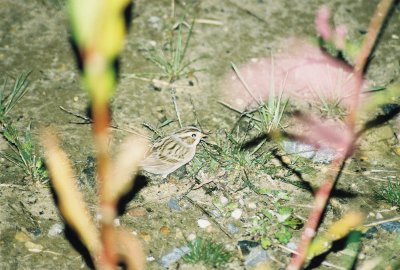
{"left": 4, "top": 72, "right": 31, "bottom": 115}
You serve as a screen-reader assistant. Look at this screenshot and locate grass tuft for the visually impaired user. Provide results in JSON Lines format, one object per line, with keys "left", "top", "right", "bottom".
{"left": 1, "top": 123, "right": 48, "bottom": 183}
{"left": 376, "top": 179, "right": 400, "bottom": 207}
{"left": 0, "top": 72, "right": 31, "bottom": 122}
{"left": 183, "top": 237, "right": 232, "bottom": 267}
{"left": 144, "top": 19, "right": 201, "bottom": 82}
{"left": 189, "top": 127, "right": 275, "bottom": 177}
{"left": 230, "top": 61, "right": 288, "bottom": 134}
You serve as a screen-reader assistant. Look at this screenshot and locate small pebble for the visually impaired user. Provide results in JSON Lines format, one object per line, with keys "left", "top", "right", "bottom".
{"left": 48, "top": 223, "right": 64, "bottom": 237}
{"left": 238, "top": 199, "right": 245, "bottom": 206}
{"left": 25, "top": 241, "right": 43, "bottom": 253}
{"left": 148, "top": 40, "right": 157, "bottom": 47}
{"left": 227, "top": 223, "right": 239, "bottom": 234}
{"left": 281, "top": 156, "right": 291, "bottom": 164}
{"left": 220, "top": 196, "right": 229, "bottom": 205}
{"left": 147, "top": 256, "right": 155, "bottom": 262}
{"left": 197, "top": 219, "right": 211, "bottom": 229}
{"left": 113, "top": 218, "right": 120, "bottom": 227}
{"left": 175, "top": 229, "right": 184, "bottom": 240}
{"left": 161, "top": 246, "right": 190, "bottom": 268}
{"left": 139, "top": 231, "right": 151, "bottom": 242}
{"left": 231, "top": 208, "right": 243, "bottom": 220}
{"left": 167, "top": 198, "right": 181, "bottom": 211}
{"left": 128, "top": 207, "right": 147, "bottom": 217}
{"left": 15, "top": 231, "right": 30, "bottom": 242}
{"left": 211, "top": 209, "right": 221, "bottom": 218}
{"left": 375, "top": 213, "right": 383, "bottom": 219}
{"left": 286, "top": 242, "right": 297, "bottom": 250}
{"left": 187, "top": 233, "right": 196, "bottom": 241}
{"left": 248, "top": 202, "right": 257, "bottom": 209}
{"left": 365, "top": 227, "right": 378, "bottom": 239}
{"left": 73, "top": 96, "right": 79, "bottom": 102}
{"left": 159, "top": 226, "right": 171, "bottom": 235}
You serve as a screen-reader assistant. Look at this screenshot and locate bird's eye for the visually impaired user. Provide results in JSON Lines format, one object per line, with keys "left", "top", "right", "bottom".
{"left": 191, "top": 133, "right": 197, "bottom": 138}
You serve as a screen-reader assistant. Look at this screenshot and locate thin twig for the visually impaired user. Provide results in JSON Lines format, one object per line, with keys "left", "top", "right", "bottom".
{"left": 60, "top": 106, "right": 149, "bottom": 138}
{"left": 59, "top": 106, "right": 92, "bottom": 123}
{"left": 142, "top": 122, "right": 163, "bottom": 137}
{"left": 277, "top": 244, "right": 346, "bottom": 270}
{"left": 364, "top": 216, "right": 400, "bottom": 227}
{"left": 192, "top": 179, "right": 214, "bottom": 190}
{"left": 231, "top": 62, "right": 262, "bottom": 106}
{"left": 189, "top": 95, "right": 203, "bottom": 130}
{"left": 195, "top": 19, "right": 223, "bottom": 26}
{"left": 171, "top": 88, "right": 182, "bottom": 128}
{"left": 218, "top": 100, "right": 262, "bottom": 122}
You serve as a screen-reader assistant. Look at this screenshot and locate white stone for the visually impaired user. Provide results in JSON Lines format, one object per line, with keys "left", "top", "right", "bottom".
{"left": 113, "top": 218, "right": 121, "bottom": 226}
{"left": 248, "top": 202, "right": 257, "bottom": 209}
{"left": 187, "top": 233, "right": 196, "bottom": 241}
{"left": 231, "top": 208, "right": 243, "bottom": 220}
{"left": 48, "top": 223, "right": 64, "bottom": 237}
{"left": 220, "top": 196, "right": 229, "bottom": 205}
{"left": 197, "top": 219, "right": 211, "bottom": 228}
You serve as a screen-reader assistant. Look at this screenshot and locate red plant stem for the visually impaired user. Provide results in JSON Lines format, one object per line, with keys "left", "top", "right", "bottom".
{"left": 347, "top": 0, "right": 393, "bottom": 130}
{"left": 286, "top": 155, "right": 347, "bottom": 270}
{"left": 287, "top": 1, "right": 393, "bottom": 269}
{"left": 92, "top": 100, "right": 118, "bottom": 269}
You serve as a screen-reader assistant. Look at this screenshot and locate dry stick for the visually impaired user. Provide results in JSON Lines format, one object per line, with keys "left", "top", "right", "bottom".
{"left": 59, "top": 106, "right": 149, "bottom": 138}
{"left": 364, "top": 216, "right": 400, "bottom": 227}
{"left": 171, "top": 88, "right": 182, "bottom": 128}
{"left": 189, "top": 95, "right": 204, "bottom": 131}
{"left": 231, "top": 62, "right": 262, "bottom": 106}
{"left": 278, "top": 244, "right": 346, "bottom": 270}
{"left": 286, "top": 1, "right": 394, "bottom": 269}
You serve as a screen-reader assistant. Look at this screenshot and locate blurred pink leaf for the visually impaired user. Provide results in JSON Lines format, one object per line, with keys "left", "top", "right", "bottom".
{"left": 335, "top": 25, "right": 348, "bottom": 50}
{"left": 315, "top": 5, "right": 332, "bottom": 40}
{"left": 291, "top": 112, "right": 355, "bottom": 158}
{"left": 221, "top": 39, "right": 367, "bottom": 111}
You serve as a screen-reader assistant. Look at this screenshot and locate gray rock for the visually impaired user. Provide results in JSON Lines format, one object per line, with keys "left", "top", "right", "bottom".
{"left": 312, "top": 147, "right": 336, "bottom": 163}
{"left": 379, "top": 221, "right": 400, "bottom": 233}
{"left": 48, "top": 223, "right": 64, "bottom": 237}
{"left": 281, "top": 140, "right": 336, "bottom": 163}
{"left": 161, "top": 246, "right": 190, "bottom": 268}
{"left": 244, "top": 246, "right": 269, "bottom": 267}
{"left": 167, "top": 198, "right": 181, "bottom": 211}
{"left": 227, "top": 223, "right": 239, "bottom": 234}
{"left": 286, "top": 242, "right": 297, "bottom": 250}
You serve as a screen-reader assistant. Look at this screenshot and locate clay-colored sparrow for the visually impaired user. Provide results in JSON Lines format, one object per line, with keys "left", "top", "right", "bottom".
{"left": 141, "top": 126, "right": 206, "bottom": 178}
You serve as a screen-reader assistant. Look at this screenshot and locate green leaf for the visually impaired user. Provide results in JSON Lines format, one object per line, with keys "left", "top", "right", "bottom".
{"left": 261, "top": 236, "right": 272, "bottom": 248}
{"left": 275, "top": 226, "right": 292, "bottom": 244}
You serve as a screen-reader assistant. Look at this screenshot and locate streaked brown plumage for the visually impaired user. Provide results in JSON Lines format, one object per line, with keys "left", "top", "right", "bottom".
{"left": 141, "top": 126, "right": 206, "bottom": 178}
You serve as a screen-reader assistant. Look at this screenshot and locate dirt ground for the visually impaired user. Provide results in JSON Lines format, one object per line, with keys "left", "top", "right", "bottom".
{"left": 1, "top": 0, "right": 400, "bottom": 269}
